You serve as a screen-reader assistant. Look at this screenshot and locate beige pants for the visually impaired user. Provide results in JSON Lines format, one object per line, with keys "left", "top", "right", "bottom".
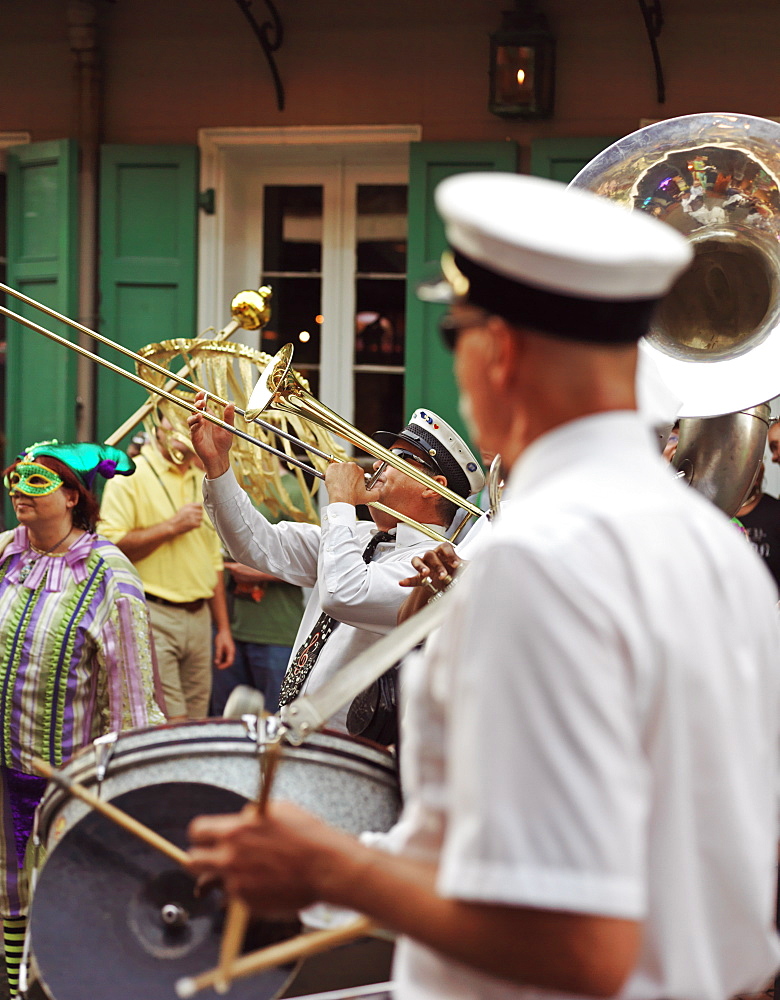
{"left": 148, "top": 601, "right": 212, "bottom": 718}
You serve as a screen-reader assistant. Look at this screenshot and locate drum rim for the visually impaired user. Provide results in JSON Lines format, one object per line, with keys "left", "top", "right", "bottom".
{"left": 36, "top": 721, "right": 399, "bottom": 838}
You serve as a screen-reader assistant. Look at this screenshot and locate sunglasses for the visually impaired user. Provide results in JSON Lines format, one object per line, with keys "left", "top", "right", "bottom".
{"left": 389, "top": 447, "right": 439, "bottom": 475}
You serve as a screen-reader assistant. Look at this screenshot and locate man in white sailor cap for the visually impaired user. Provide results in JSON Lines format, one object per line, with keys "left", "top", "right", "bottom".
{"left": 187, "top": 399, "right": 483, "bottom": 734}
{"left": 186, "top": 174, "right": 780, "bottom": 1000}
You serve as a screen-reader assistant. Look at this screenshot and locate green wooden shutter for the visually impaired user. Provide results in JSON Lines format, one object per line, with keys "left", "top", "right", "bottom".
{"left": 405, "top": 141, "right": 518, "bottom": 443}
{"left": 530, "top": 136, "right": 619, "bottom": 183}
{"left": 97, "top": 145, "right": 198, "bottom": 446}
{"left": 6, "top": 139, "right": 79, "bottom": 461}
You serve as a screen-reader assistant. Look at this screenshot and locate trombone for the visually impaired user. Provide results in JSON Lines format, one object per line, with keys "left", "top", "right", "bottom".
{"left": 0, "top": 283, "right": 483, "bottom": 543}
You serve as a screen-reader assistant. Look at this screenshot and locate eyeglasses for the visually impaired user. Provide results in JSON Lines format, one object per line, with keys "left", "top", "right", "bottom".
{"left": 389, "top": 447, "right": 439, "bottom": 475}
{"left": 438, "top": 310, "right": 490, "bottom": 351}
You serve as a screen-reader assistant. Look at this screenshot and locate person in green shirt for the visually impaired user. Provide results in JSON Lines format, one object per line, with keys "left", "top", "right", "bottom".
{"left": 210, "top": 472, "right": 306, "bottom": 715}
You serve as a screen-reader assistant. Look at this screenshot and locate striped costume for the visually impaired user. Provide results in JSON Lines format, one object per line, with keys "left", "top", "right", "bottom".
{"left": 0, "top": 526, "right": 165, "bottom": 918}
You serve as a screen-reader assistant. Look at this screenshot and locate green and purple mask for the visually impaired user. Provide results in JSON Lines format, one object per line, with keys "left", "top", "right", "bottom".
{"left": 6, "top": 440, "right": 136, "bottom": 497}
{"left": 5, "top": 462, "right": 64, "bottom": 497}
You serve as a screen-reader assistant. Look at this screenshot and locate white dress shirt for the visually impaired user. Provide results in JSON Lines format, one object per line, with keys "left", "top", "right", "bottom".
{"left": 203, "top": 468, "right": 445, "bottom": 731}
{"left": 388, "top": 411, "right": 780, "bottom": 1000}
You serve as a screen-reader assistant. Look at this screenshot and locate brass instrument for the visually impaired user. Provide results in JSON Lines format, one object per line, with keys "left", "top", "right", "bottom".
{"left": 105, "top": 287, "right": 273, "bottom": 447}
{"left": 135, "top": 337, "right": 348, "bottom": 524}
{"left": 673, "top": 403, "right": 771, "bottom": 515}
{"left": 570, "top": 111, "right": 780, "bottom": 514}
{"left": 0, "top": 284, "right": 479, "bottom": 544}
{"left": 246, "top": 343, "right": 483, "bottom": 521}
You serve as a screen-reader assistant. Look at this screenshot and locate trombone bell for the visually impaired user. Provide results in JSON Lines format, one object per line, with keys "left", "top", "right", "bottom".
{"left": 249, "top": 345, "right": 484, "bottom": 520}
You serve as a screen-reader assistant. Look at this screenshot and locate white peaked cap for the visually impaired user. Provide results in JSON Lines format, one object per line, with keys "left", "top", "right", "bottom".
{"left": 435, "top": 172, "right": 693, "bottom": 301}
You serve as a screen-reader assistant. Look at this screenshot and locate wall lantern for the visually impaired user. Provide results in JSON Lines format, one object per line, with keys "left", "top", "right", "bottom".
{"left": 488, "top": 1, "right": 556, "bottom": 120}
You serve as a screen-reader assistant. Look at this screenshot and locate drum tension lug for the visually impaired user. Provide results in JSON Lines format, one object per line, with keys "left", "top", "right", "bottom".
{"left": 93, "top": 731, "right": 118, "bottom": 795}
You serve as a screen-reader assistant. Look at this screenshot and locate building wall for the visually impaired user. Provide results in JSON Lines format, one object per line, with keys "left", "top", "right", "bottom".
{"left": 1, "top": 0, "right": 778, "bottom": 165}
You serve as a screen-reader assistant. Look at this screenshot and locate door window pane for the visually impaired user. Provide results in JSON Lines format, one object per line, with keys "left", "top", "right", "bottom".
{"left": 261, "top": 186, "right": 322, "bottom": 392}
{"left": 356, "top": 185, "right": 407, "bottom": 274}
{"left": 355, "top": 371, "right": 405, "bottom": 441}
{"left": 354, "top": 184, "right": 407, "bottom": 437}
{"left": 262, "top": 186, "right": 322, "bottom": 272}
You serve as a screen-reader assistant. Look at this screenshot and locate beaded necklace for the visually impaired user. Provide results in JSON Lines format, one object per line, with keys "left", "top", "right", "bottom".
{"left": 18, "top": 528, "right": 74, "bottom": 583}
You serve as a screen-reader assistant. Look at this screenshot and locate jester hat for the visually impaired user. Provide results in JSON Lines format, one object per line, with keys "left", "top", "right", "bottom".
{"left": 18, "top": 440, "right": 136, "bottom": 491}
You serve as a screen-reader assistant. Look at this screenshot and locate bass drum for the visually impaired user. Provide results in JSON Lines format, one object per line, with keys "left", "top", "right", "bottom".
{"left": 29, "top": 719, "right": 400, "bottom": 1000}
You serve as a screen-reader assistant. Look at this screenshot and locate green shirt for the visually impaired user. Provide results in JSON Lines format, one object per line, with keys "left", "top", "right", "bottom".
{"left": 228, "top": 476, "right": 306, "bottom": 646}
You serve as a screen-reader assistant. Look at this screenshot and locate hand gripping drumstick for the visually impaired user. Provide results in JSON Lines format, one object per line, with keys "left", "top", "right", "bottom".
{"left": 213, "top": 687, "right": 281, "bottom": 994}
{"left": 182, "top": 598, "right": 459, "bottom": 995}
{"left": 176, "top": 914, "right": 376, "bottom": 998}
{"left": 31, "top": 756, "right": 189, "bottom": 867}
{"left": 213, "top": 736, "right": 282, "bottom": 994}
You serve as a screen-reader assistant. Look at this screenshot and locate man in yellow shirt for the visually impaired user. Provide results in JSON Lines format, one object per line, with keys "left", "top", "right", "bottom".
{"left": 99, "top": 422, "right": 234, "bottom": 721}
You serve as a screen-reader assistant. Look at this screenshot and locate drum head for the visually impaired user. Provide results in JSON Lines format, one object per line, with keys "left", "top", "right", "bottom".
{"left": 30, "top": 782, "right": 299, "bottom": 1000}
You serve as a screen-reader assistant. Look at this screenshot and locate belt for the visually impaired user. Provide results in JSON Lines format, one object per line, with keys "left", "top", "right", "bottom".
{"left": 145, "top": 593, "right": 206, "bottom": 614}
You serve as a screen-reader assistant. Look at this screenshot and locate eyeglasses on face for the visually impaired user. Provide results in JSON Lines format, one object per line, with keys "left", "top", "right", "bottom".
{"left": 438, "top": 310, "right": 491, "bottom": 351}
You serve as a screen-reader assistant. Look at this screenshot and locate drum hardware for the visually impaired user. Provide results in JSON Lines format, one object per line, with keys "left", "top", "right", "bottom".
{"left": 222, "top": 685, "right": 269, "bottom": 749}
{"left": 216, "top": 726, "right": 284, "bottom": 993}
{"left": 0, "top": 285, "right": 472, "bottom": 546}
{"left": 31, "top": 756, "right": 189, "bottom": 868}
{"left": 93, "top": 730, "right": 118, "bottom": 790}
{"left": 161, "top": 903, "right": 190, "bottom": 929}
{"left": 175, "top": 594, "right": 457, "bottom": 994}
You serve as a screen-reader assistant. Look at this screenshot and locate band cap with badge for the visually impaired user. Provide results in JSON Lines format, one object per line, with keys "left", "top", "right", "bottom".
{"left": 373, "top": 408, "right": 485, "bottom": 499}
{"left": 419, "top": 171, "right": 693, "bottom": 345}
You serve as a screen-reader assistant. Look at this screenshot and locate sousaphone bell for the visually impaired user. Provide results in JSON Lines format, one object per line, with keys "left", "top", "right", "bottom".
{"left": 570, "top": 112, "right": 780, "bottom": 514}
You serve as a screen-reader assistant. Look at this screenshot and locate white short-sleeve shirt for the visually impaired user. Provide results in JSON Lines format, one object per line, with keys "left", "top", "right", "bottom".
{"left": 391, "top": 411, "right": 780, "bottom": 1000}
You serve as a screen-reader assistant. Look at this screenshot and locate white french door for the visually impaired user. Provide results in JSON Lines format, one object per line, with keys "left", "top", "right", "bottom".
{"left": 198, "top": 128, "right": 419, "bottom": 447}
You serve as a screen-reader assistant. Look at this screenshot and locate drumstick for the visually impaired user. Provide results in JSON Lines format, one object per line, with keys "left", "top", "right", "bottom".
{"left": 213, "top": 739, "right": 282, "bottom": 994}
{"left": 31, "top": 756, "right": 189, "bottom": 868}
{"left": 176, "top": 914, "right": 375, "bottom": 998}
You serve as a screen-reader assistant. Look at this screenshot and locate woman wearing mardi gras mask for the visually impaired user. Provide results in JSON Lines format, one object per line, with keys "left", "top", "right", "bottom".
{"left": 0, "top": 440, "right": 165, "bottom": 998}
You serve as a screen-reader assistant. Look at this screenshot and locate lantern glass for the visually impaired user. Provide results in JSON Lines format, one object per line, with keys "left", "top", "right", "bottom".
{"left": 488, "top": 4, "right": 555, "bottom": 119}
{"left": 495, "top": 45, "right": 536, "bottom": 107}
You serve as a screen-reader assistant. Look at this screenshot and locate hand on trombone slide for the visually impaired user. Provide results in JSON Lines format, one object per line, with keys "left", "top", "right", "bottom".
{"left": 397, "top": 542, "right": 463, "bottom": 624}
{"left": 188, "top": 388, "right": 382, "bottom": 507}
{"left": 187, "top": 390, "right": 236, "bottom": 480}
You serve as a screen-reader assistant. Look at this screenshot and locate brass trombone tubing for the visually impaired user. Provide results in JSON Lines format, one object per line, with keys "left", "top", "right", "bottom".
{"left": 104, "top": 318, "right": 242, "bottom": 446}
{"left": 0, "top": 299, "right": 451, "bottom": 545}
{"left": 2, "top": 282, "right": 481, "bottom": 517}
{"left": 0, "top": 282, "right": 332, "bottom": 464}
{"left": 253, "top": 344, "right": 484, "bottom": 520}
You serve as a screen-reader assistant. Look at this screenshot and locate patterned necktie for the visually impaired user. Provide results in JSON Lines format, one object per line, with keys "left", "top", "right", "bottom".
{"left": 278, "top": 530, "right": 395, "bottom": 706}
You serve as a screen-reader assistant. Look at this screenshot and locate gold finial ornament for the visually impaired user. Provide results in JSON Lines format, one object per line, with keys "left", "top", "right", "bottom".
{"left": 230, "top": 286, "right": 273, "bottom": 331}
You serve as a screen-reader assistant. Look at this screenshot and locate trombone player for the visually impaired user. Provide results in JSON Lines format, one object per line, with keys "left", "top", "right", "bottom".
{"left": 187, "top": 401, "right": 484, "bottom": 733}
{"left": 187, "top": 173, "right": 780, "bottom": 1000}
